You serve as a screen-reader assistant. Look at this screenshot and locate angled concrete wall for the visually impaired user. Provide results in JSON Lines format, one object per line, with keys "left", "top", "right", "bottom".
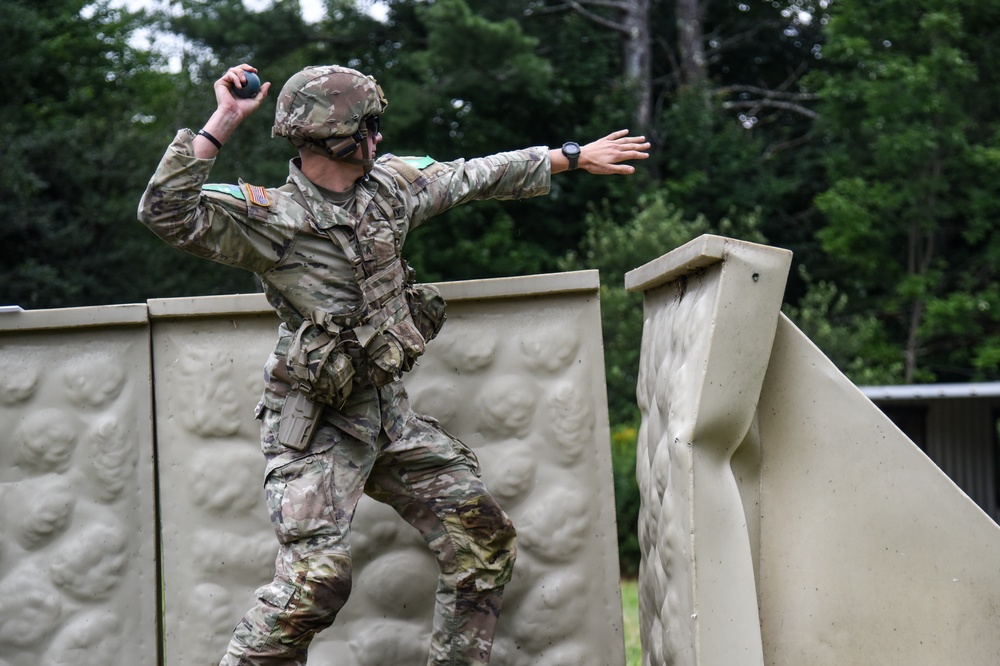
{"left": 757, "top": 317, "right": 1000, "bottom": 664}
{"left": 627, "top": 234, "right": 1000, "bottom": 665}
{"left": 0, "top": 270, "right": 624, "bottom": 666}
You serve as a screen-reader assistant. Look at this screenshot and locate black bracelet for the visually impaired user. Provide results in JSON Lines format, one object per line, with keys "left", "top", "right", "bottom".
{"left": 197, "top": 129, "right": 223, "bottom": 150}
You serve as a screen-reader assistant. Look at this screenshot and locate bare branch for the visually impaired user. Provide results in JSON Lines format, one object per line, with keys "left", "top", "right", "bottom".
{"left": 530, "top": 0, "right": 630, "bottom": 13}
{"left": 577, "top": 0, "right": 633, "bottom": 9}
{"left": 717, "top": 84, "right": 818, "bottom": 102}
{"left": 761, "top": 131, "right": 814, "bottom": 160}
{"left": 775, "top": 61, "right": 810, "bottom": 95}
{"left": 705, "top": 20, "right": 782, "bottom": 57}
{"left": 530, "top": 0, "right": 628, "bottom": 32}
{"left": 721, "top": 98, "right": 818, "bottom": 119}
{"left": 567, "top": 0, "right": 629, "bottom": 32}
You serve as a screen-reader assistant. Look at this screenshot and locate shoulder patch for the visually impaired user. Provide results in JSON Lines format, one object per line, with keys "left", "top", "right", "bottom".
{"left": 243, "top": 183, "right": 271, "bottom": 208}
{"left": 401, "top": 156, "right": 436, "bottom": 170}
{"left": 202, "top": 183, "right": 245, "bottom": 200}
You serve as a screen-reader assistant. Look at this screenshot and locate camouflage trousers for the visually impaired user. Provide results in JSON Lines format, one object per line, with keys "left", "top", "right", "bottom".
{"left": 220, "top": 408, "right": 517, "bottom": 666}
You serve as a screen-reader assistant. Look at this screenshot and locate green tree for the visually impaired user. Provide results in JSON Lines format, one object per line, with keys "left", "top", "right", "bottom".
{"left": 0, "top": 0, "right": 258, "bottom": 308}
{"left": 147, "top": 0, "right": 647, "bottom": 285}
{"left": 358, "top": 0, "right": 649, "bottom": 283}
{"left": 806, "top": 0, "right": 1000, "bottom": 382}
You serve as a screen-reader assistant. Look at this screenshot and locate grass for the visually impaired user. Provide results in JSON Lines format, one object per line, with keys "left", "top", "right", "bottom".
{"left": 621, "top": 578, "right": 641, "bottom": 666}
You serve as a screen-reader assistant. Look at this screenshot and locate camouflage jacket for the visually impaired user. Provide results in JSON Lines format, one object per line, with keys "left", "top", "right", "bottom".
{"left": 138, "top": 128, "right": 550, "bottom": 449}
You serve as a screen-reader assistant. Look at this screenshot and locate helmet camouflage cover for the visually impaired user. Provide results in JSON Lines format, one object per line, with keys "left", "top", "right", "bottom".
{"left": 272, "top": 65, "right": 388, "bottom": 143}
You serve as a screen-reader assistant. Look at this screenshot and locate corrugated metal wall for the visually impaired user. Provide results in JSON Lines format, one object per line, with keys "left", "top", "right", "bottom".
{"left": 876, "top": 398, "right": 999, "bottom": 523}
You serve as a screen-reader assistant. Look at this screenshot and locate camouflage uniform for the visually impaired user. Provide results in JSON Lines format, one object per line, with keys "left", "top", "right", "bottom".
{"left": 139, "top": 109, "right": 550, "bottom": 664}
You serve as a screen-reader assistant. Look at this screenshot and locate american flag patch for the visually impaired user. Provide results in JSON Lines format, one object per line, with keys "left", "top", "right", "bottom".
{"left": 246, "top": 183, "right": 270, "bottom": 207}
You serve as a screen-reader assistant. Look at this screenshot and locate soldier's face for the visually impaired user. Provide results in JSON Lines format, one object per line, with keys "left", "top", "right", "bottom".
{"left": 363, "top": 117, "right": 382, "bottom": 153}
{"left": 363, "top": 128, "right": 382, "bottom": 158}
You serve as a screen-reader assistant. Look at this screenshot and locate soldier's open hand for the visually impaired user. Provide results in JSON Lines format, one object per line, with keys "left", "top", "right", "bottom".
{"left": 579, "top": 130, "right": 650, "bottom": 175}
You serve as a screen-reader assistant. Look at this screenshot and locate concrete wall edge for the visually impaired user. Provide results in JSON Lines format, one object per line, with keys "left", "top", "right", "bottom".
{"left": 0, "top": 303, "right": 149, "bottom": 332}
{"left": 148, "top": 293, "right": 271, "bottom": 318}
{"left": 624, "top": 235, "right": 793, "bottom": 293}
{"left": 435, "top": 269, "right": 600, "bottom": 301}
{"left": 624, "top": 234, "right": 727, "bottom": 292}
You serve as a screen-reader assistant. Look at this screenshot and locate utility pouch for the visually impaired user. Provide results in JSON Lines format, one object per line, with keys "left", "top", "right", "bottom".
{"left": 286, "top": 317, "right": 355, "bottom": 407}
{"left": 277, "top": 389, "right": 322, "bottom": 451}
{"left": 406, "top": 282, "right": 447, "bottom": 343}
{"left": 367, "top": 332, "right": 406, "bottom": 386}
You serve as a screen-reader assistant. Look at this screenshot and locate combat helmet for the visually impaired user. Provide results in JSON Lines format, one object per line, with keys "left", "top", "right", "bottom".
{"left": 272, "top": 65, "right": 388, "bottom": 172}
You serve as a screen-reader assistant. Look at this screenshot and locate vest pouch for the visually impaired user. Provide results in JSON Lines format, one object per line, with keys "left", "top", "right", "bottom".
{"left": 286, "top": 320, "right": 355, "bottom": 407}
{"left": 364, "top": 319, "right": 425, "bottom": 386}
{"left": 366, "top": 332, "right": 405, "bottom": 387}
{"left": 406, "top": 283, "right": 447, "bottom": 343}
{"left": 385, "top": 318, "right": 427, "bottom": 374}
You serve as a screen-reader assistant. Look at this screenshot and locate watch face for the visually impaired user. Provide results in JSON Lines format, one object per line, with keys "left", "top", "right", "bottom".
{"left": 562, "top": 142, "right": 581, "bottom": 157}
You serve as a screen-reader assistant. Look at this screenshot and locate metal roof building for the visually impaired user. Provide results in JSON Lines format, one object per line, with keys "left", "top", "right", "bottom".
{"left": 860, "top": 382, "right": 1000, "bottom": 523}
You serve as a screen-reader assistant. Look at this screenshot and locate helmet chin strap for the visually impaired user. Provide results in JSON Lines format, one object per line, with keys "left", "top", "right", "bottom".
{"left": 300, "top": 129, "right": 375, "bottom": 174}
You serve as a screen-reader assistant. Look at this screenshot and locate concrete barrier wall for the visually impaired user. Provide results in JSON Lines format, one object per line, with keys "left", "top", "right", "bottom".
{"left": 0, "top": 270, "right": 624, "bottom": 666}
{"left": 0, "top": 306, "right": 159, "bottom": 666}
{"left": 14, "top": 232, "right": 992, "bottom": 666}
{"left": 758, "top": 316, "right": 1000, "bottom": 664}
{"left": 627, "top": 234, "right": 1000, "bottom": 666}
{"left": 626, "top": 236, "right": 791, "bottom": 666}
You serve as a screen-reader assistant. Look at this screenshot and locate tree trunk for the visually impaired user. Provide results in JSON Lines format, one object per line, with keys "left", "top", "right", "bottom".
{"left": 676, "top": 0, "right": 707, "bottom": 87}
{"left": 904, "top": 151, "right": 942, "bottom": 382}
{"left": 622, "top": 0, "right": 652, "bottom": 132}
{"left": 554, "top": 0, "right": 653, "bottom": 134}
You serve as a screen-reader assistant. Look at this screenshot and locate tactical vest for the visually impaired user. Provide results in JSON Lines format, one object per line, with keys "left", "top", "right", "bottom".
{"left": 262, "top": 178, "right": 446, "bottom": 408}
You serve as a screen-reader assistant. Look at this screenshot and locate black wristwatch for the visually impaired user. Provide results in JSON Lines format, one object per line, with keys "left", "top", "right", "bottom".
{"left": 561, "top": 141, "right": 581, "bottom": 170}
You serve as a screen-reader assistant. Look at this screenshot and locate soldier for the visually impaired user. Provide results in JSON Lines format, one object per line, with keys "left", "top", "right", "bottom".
{"left": 139, "top": 63, "right": 649, "bottom": 666}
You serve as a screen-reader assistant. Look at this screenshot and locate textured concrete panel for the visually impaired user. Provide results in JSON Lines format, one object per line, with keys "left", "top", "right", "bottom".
{"left": 628, "top": 234, "right": 1000, "bottom": 665}
{"left": 148, "top": 298, "right": 278, "bottom": 666}
{"left": 757, "top": 316, "right": 1000, "bottom": 665}
{"left": 626, "top": 235, "right": 791, "bottom": 666}
{"left": 0, "top": 308, "right": 158, "bottom": 666}
{"left": 151, "top": 271, "right": 624, "bottom": 666}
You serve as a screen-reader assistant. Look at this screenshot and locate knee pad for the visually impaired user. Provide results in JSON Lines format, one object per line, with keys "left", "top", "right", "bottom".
{"left": 284, "top": 551, "right": 354, "bottom": 634}
{"left": 228, "top": 551, "right": 353, "bottom": 659}
{"left": 450, "top": 496, "right": 517, "bottom": 591}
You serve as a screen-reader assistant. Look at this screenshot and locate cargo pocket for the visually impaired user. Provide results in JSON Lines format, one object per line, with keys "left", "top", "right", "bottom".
{"left": 265, "top": 455, "right": 338, "bottom": 546}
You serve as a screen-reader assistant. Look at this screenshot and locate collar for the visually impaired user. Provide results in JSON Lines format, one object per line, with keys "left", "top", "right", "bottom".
{"left": 286, "top": 158, "right": 379, "bottom": 230}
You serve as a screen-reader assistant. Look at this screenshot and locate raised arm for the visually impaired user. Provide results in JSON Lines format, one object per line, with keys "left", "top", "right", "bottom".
{"left": 193, "top": 64, "right": 272, "bottom": 159}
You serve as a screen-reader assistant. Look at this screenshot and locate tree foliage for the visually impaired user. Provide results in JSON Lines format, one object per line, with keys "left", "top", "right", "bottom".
{"left": 806, "top": 0, "right": 1000, "bottom": 382}
{"left": 560, "top": 189, "right": 765, "bottom": 424}
{"left": 0, "top": 0, "right": 264, "bottom": 307}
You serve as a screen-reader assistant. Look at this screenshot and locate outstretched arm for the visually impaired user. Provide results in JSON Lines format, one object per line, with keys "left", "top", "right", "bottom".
{"left": 193, "top": 64, "right": 272, "bottom": 159}
{"left": 549, "top": 130, "right": 650, "bottom": 175}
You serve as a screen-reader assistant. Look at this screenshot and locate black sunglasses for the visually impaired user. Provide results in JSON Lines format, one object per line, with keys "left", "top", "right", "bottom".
{"left": 363, "top": 116, "right": 380, "bottom": 136}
